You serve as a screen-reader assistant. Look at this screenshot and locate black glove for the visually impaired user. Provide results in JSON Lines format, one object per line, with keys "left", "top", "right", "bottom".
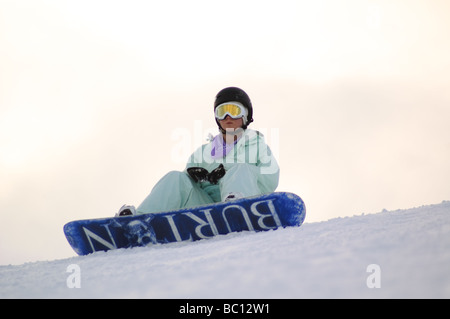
{"left": 208, "top": 164, "right": 226, "bottom": 185}
{"left": 187, "top": 167, "right": 209, "bottom": 183}
{"left": 187, "top": 164, "right": 226, "bottom": 184}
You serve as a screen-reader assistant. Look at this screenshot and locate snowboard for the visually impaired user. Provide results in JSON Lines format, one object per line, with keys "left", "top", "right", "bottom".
{"left": 63, "top": 192, "right": 306, "bottom": 256}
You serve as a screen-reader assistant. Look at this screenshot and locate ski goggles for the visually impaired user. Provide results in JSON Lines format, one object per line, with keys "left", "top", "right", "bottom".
{"left": 215, "top": 102, "right": 248, "bottom": 120}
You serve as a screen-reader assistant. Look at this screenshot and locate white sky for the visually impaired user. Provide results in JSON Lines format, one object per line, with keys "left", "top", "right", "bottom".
{"left": 1, "top": 0, "right": 449, "bottom": 265}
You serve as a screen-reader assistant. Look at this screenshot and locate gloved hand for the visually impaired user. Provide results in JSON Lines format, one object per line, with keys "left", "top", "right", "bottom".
{"left": 187, "top": 167, "right": 209, "bottom": 183}
{"left": 208, "top": 164, "right": 226, "bottom": 185}
{"left": 187, "top": 164, "right": 226, "bottom": 184}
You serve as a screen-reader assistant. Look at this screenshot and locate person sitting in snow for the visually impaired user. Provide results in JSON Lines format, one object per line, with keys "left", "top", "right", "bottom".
{"left": 116, "top": 87, "right": 280, "bottom": 217}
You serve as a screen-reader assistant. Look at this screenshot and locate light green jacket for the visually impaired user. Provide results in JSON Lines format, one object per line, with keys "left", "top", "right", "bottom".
{"left": 185, "top": 129, "right": 280, "bottom": 202}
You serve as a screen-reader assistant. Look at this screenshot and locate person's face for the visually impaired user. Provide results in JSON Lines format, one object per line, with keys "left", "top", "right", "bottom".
{"left": 219, "top": 115, "right": 244, "bottom": 132}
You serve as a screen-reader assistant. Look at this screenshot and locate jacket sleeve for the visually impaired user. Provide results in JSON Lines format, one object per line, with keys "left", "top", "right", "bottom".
{"left": 185, "top": 144, "right": 207, "bottom": 170}
{"left": 185, "top": 144, "right": 217, "bottom": 173}
{"left": 256, "top": 136, "right": 280, "bottom": 193}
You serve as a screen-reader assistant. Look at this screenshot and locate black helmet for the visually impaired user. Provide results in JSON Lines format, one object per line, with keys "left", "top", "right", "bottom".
{"left": 214, "top": 87, "right": 253, "bottom": 130}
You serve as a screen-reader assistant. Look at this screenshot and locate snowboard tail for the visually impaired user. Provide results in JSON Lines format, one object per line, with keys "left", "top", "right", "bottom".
{"left": 63, "top": 192, "right": 306, "bottom": 256}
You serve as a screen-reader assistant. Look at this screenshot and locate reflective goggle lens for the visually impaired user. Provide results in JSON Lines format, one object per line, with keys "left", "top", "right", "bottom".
{"left": 215, "top": 103, "right": 244, "bottom": 119}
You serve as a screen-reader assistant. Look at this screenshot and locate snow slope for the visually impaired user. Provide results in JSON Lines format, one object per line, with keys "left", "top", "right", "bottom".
{"left": 1, "top": 201, "right": 449, "bottom": 298}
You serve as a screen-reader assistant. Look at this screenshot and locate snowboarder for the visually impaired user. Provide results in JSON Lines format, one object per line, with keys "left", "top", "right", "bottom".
{"left": 117, "top": 87, "right": 280, "bottom": 216}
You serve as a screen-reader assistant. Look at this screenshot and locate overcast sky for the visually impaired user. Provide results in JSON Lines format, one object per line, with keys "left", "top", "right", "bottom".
{"left": 1, "top": 0, "right": 449, "bottom": 265}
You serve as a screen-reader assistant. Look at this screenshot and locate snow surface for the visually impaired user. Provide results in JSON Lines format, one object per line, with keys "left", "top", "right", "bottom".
{"left": 1, "top": 201, "right": 449, "bottom": 298}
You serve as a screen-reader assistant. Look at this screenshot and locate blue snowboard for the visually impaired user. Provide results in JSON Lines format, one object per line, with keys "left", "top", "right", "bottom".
{"left": 63, "top": 192, "right": 306, "bottom": 256}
